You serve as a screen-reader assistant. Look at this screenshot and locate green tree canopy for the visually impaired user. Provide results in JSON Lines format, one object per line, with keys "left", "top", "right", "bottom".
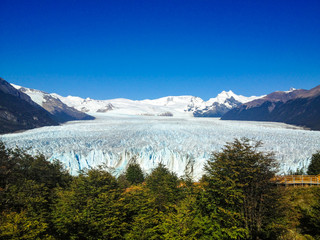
{"left": 199, "top": 138, "right": 279, "bottom": 239}
{"left": 52, "top": 168, "right": 124, "bottom": 239}
{"left": 0, "top": 141, "right": 71, "bottom": 192}
{"left": 125, "top": 156, "right": 145, "bottom": 185}
{"left": 145, "top": 163, "right": 180, "bottom": 212}
{"left": 307, "top": 151, "right": 320, "bottom": 175}
{"left": 0, "top": 141, "right": 72, "bottom": 239}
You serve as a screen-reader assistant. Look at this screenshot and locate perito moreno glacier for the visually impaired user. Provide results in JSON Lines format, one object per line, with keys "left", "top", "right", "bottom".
{"left": 1, "top": 113, "right": 320, "bottom": 179}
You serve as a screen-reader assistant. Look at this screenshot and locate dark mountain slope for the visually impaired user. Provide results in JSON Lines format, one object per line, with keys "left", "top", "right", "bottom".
{"left": 222, "top": 85, "right": 320, "bottom": 130}
{"left": 16, "top": 86, "right": 95, "bottom": 123}
{"left": 271, "top": 95, "right": 320, "bottom": 130}
{"left": 0, "top": 78, "right": 58, "bottom": 134}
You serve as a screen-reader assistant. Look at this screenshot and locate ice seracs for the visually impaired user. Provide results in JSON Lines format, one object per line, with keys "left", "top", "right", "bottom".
{"left": 1, "top": 113, "right": 319, "bottom": 179}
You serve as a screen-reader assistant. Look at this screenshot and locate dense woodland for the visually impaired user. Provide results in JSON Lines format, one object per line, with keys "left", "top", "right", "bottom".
{"left": 1, "top": 139, "right": 320, "bottom": 240}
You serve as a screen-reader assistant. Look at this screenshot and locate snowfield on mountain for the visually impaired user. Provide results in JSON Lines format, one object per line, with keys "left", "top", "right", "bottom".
{"left": 52, "top": 90, "right": 263, "bottom": 117}
{"left": 12, "top": 84, "right": 262, "bottom": 117}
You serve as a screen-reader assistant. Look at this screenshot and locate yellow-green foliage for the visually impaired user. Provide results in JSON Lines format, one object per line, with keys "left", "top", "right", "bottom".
{"left": 0, "top": 211, "right": 48, "bottom": 240}
{"left": 276, "top": 187, "right": 318, "bottom": 240}
{"left": 1, "top": 140, "right": 320, "bottom": 239}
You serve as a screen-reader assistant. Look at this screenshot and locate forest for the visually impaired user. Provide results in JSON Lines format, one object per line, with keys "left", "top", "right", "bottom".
{"left": 1, "top": 139, "right": 320, "bottom": 240}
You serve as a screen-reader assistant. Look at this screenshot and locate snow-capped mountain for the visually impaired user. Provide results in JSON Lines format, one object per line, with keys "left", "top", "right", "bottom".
{"left": 222, "top": 85, "right": 320, "bottom": 130}
{"left": 208, "top": 90, "right": 261, "bottom": 105}
{"left": 11, "top": 82, "right": 263, "bottom": 118}
{"left": 51, "top": 90, "right": 262, "bottom": 117}
{"left": 0, "top": 78, "right": 58, "bottom": 134}
{"left": 52, "top": 94, "right": 204, "bottom": 117}
{"left": 187, "top": 90, "right": 263, "bottom": 117}
{"left": 12, "top": 84, "right": 95, "bottom": 123}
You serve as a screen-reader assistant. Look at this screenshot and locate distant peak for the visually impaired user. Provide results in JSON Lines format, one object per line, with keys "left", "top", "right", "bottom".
{"left": 283, "top": 87, "right": 296, "bottom": 93}
{"left": 217, "top": 90, "right": 235, "bottom": 97}
{"left": 10, "top": 83, "right": 22, "bottom": 89}
{"left": 220, "top": 90, "right": 234, "bottom": 94}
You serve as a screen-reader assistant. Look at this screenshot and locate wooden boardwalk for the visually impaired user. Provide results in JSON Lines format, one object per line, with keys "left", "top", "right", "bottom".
{"left": 272, "top": 175, "right": 320, "bottom": 186}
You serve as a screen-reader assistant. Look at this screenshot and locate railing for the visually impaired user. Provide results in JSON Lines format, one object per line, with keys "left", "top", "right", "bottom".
{"left": 272, "top": 175, "right": 320, "bottom": 186}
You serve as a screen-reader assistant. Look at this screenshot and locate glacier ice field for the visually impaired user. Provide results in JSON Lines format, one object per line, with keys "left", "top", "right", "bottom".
{"left": 1, "top": 113, "right": 320, "bottom": 179}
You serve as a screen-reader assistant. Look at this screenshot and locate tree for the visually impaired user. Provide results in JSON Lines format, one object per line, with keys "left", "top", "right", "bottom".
{"left": 160, "top": 193, "right": 216, "bottom": 240}
{"left": 199, "top": 138, "right": 279, "bottom": 239}
{"left": 299, "top": 187, "right": 320, "bottom": 239}
{"left": 145, "top": 163, "right": 180, "bottom": 212}
{"left": 125, "top": 156, "right": 145, "bottom": 185}
{"left": 52, "top": 168, "right": 124, "bottom": 239}
{"left": 0, "top": 210, "right": 50, "bottom": 240}
{"left": 0, "top": 180, "right": 51, "bottom": 239}
{"left": 117, "top": 173, "right": 130, "bottom": 190}
{"left": 307, "top": 151, "right": 320, "bottom": 175}
{"left": 120, "top": 185, "right": 163, "bottom": 239}
{"left": 0, "top": 141, "right": 71, "bottom": 194}
{"left": 0, "top": 142, "right": 72, "bottom": 239}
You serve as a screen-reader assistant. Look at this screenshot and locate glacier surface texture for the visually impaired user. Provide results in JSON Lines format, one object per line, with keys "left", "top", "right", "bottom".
{"left": 1, "top": 113, "right": 320, "bottom": 179}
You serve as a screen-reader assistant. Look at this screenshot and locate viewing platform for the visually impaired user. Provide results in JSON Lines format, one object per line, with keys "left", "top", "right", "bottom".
{"left": 272, "top": 175, "right": 320, "bottom": 186}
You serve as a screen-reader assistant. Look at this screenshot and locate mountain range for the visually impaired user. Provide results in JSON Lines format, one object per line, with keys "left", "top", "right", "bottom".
{"left": 50, "top": 91, "right": 262, "bottom": 118}
{"left": 187, "top": 90, "right": 262, "bottom": 117}
{"left": 0, "top": 77, "right": 319, "bottom": 133}
{"left": 222, "top": 85, "right": 320, "bottom": 130}
{"left": 12, "top": 84, "right": 95, "bottom": 122}
{"left": 0, "top": 78, "right": 58, "bottom": 134}
{"left": 0, "top": 78, "right": 93, "bottom": 134}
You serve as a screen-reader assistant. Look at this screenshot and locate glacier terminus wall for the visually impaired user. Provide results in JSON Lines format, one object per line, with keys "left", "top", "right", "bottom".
{"left": 1, "top": 113, "right": 320, "bottom": 179}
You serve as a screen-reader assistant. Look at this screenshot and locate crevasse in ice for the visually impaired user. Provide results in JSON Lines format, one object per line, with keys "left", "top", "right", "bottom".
{"left": 1, "top": 113, "right": 319, "bottom": 179}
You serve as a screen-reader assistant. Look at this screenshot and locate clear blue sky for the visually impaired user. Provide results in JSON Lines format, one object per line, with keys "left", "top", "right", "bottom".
{"left": 1, "top": 0, "right": 319, "bottom": 100}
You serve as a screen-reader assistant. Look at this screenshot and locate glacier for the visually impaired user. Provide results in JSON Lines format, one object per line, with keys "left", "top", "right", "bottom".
{"left": 1, "top": 113, "right": 320, "bottom": 179}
